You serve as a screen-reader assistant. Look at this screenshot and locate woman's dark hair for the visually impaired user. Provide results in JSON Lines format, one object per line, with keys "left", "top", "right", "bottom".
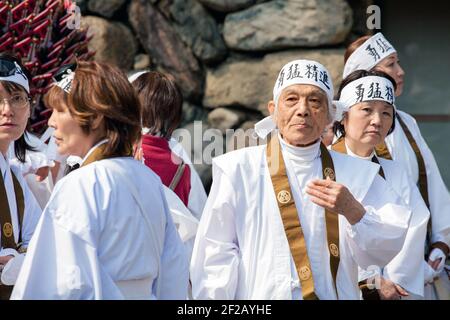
{"left": 131, "top": 71, "right": 183, "bottom": 140}
{"left": 333, "top": 69, "right": 397, "bottom": 138}
{"left": 0, "top": 52, "right": 34, "bottom": 163}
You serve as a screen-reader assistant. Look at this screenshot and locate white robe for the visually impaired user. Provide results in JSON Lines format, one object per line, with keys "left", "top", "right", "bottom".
{"left": 190, "top": 136, "right": 411, "bottom": 300}
{"left": 162, "top": 186, "right": 198, "bottom": 264}
{"left": 344, "top": 146, "right": 429, "bottom": 298}
{"left": 169, "top": 138, "right": 207, "bottom": 220}
{"left": 8, "top": 132, "right": 54, "bottom": 210}
{"left": 0, "top": 155, "right": 42, "bottom": 285}
{"left": 386, "top": 110, "right": 450, "bottom": 248}
{"left": 11, "top": 144, "right": 188, "bottom": 300}
{"left": 386, "top": 110, "right": 450, "bottom": 299}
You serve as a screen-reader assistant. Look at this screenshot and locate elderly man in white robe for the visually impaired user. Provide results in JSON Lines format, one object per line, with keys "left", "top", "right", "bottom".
{"left": 190, "top": 59, "right": 412, "bottom": 300}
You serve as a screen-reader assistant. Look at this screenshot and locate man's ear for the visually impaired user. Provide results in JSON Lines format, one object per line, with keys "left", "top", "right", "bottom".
{"left": 268, "top": 100, "right": 276, "bottom": 116}
{"left": 91, "top": 114, "right": 104, "bottom": 131}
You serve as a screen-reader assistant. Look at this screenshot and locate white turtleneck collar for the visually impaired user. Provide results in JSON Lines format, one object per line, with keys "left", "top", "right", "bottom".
{"left": 278, "top": 133, "right": 321, "bottom": 163}
{"left": 344, "top": 140, "right": 375, "bottom": 161}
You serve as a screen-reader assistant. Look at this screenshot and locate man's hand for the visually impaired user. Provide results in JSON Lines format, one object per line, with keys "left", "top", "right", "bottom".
{"left": 306, "top": 178, "right": 365, "bottom": 225}
{"left": 0, "top": 255, "right": 14, "bottom": 266}
{"left": 378, "top": 277, "right": 409, "bottom": 300}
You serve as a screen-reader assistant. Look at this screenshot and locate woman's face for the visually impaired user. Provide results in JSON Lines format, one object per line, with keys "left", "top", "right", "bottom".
{"left": 0, "top": 83, "right": 30, "bottom": 144}
{"left": 48, "top": 100, "right": 92, "bottom": 158}
{"left": 343, "top": 100, "right": 394, "bottom": 150}
{"left": 374, "top": 53, "right": 405, "bottom": 97}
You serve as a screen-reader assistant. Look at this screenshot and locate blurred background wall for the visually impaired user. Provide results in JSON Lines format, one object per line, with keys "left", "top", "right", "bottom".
{"left": 57, "top": 0, "right": 450, "bottom": 189}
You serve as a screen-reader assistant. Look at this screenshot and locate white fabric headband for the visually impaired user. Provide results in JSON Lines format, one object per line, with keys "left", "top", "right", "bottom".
{"left": 343, "top": 33, "right": 396, "bottom": 78}
{"left": 255, "top": 59, "right": 334, "bottom": 139}
{"left": 334, "top": 76, "right": 396, "bottom": 121}
{"left": 56, "top": 69, "right": 75, "bottom": 93}
{"left": 273, "top": 59, "right": 334, "bottom": 107}
{"left": 0, "top": 61, "right": 30, "bottom": 94}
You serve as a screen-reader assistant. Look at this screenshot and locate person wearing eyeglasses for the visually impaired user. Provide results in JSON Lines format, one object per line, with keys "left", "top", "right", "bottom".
{"left": 0, "top": 53, "right": 42, "bottom": 299}
{"left": 10, "top": 61, "right": 188, "bottom": 300}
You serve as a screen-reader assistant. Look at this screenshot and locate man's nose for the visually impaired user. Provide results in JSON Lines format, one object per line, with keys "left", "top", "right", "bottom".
{"left": 295, "top": 100, "right": 310, "bottom": 117}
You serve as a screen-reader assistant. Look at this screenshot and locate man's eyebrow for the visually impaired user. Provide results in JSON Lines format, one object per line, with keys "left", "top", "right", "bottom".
{"left": 283, "top": 89, "right": 299, "bottom": 95}
{"left": 307, "top": 89, "right": 326, "bottom": 97}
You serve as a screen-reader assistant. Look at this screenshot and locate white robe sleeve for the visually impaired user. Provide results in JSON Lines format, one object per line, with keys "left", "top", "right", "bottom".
{"left": 11, "top": 213, "right": 109, "bottom": 299}
{"left": 168, "top": 137, "right": 207, "bottom": 220}
{"left": 187, "top": 166, "right": 208, "bottom": 220}
{"left": 190, "top": 165, "right": 240, "bottom": 300}
{"left": 154, "top": 189, "right": 190, "bottom": 300}
{"left": 382, "top": 173, "right": 430, "bottom": 297}
{"left": 345, "top": 175, "right": 412, "bottom": 270}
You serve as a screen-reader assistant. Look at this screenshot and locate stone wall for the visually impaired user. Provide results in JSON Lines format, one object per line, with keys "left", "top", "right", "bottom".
{"left": 75, "top": 0, "right": 372, "bottom": 188}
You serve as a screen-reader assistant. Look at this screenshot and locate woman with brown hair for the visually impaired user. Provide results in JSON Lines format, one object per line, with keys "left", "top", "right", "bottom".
{"left": 343, "top": 33, "right": 450, "bottom": 299}
{"left": 11, "top": 61, "right": 188, "bottom": 300}
{"left": 130, "top": 71, "right": 207, "bottom": 220}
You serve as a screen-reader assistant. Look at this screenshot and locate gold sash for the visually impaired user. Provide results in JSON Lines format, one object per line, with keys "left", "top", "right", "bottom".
{"left": 0, "top": 168, "right": 25, "bottom": 300}
{"left": 81, "top": 143, "right": 109, "bottom": 168}
{"left": 0, "top": 170, "right": 24, "bottom": 250}
{"left": 332, "top": 137, "right": 385, "bottom": 179}
{"left": 266, "top": 135, "right": 340, "bottom": 300}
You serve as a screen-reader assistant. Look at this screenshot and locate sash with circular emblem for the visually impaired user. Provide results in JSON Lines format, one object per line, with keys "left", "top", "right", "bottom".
{"left": 2, "top": 223, "right": 13, "bottom": 238}
{"left": 277, "top": 190, "right": 291, "bottom": 204}
{"left": 266, "top": 135, "right": 339, "bottom": 300}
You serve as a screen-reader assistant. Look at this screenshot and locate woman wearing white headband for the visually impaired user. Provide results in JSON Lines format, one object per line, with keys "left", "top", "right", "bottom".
{"left": 0, "top": 53, "right": 42, "bottom": 299}
{"left": 344, "top": 33, "right": 450, "bottom": 300}
{"left": 332, "top": 70, "right": 430, "bottom": 300}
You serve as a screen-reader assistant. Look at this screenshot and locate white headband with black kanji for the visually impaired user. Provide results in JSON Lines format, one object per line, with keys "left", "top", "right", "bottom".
{"left": 0, "top": 62, "right": 30, "bottom": 94}
{"left": 56, "top": 69, "right": 75, "bottom": 93}
{"left": 255, "top": 59, "right": 334, "bottom": 139}
{"left": 343, "top": 33, "right": 396, "bottom": 79}
{"left": 273, "top": 59, "right": 334, "bottom": 107}
{"left": 334, "top": 76, "right": 396, "bottom": 121}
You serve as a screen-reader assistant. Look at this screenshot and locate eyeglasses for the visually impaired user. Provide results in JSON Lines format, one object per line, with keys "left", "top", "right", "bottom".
{"left": 0, "top": 95, "right": 31, "bottom": 111}
{"left": 52, "top": 63, "right": 77, "bottom": 82}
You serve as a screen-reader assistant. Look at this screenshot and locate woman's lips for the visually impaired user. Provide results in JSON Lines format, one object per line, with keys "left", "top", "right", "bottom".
{"left": 0, "top": 123, "right": 17, "bottom": 128}
{"left": 53, "top": 136, "right": 63, "bottom": 144}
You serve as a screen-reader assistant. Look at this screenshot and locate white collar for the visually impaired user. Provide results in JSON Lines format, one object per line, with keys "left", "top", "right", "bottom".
{"left": 254, "top": 116, "right": 276, "bottom": 139}
{"left": 278, "top": 133, "right": 321, "bottom": 163}
{"left": 345, "top": 140, "right": 375, "bottom": 160}
{"left": 0, "top": 152, "right": 9, "bottom": 178}
{"left": 80, "top": 139, "right": 109, "bottom": 165}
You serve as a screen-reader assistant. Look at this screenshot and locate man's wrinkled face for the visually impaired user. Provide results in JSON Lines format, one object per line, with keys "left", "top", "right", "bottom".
{"left": 268, "top": 84, "right": 331, "bottom": 146}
